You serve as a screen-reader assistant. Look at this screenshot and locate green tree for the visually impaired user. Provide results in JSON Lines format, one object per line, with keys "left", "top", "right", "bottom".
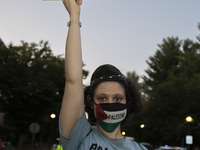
{"left": 127, "top": 71, "right": 140, "bottom": 83}
{"left": 123, "top": 23, "right": 200, "bottom": 147}
{"left": 0, "top": 40, "right": 89, "bottom": 148}
{"left": 126, "top": 71, "right": 149, "bottom": 102}
{"left": 141, "top": 25, "right": 200, "bottom": 146}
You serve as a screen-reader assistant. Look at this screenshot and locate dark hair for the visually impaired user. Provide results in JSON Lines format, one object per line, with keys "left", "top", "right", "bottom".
{"left": 84, "top": 77, "right": 143, "bottom": 125}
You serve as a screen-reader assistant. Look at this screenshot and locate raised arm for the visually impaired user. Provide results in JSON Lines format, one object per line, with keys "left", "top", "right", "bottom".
{"left": 59, "top": 0, "right": 84, "bottom": 137}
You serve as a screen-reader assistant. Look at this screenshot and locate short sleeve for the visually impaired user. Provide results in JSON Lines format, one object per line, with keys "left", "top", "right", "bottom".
{"left": 59, "top": 110, "right": 91, "bottom": 150}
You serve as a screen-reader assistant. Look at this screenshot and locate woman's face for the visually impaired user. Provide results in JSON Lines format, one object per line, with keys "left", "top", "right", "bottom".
{"left": 93, "top": 81, "right": 126, "bottom": 105}
{"left": 92, "top": 81, "right": 127, "bottom": 132}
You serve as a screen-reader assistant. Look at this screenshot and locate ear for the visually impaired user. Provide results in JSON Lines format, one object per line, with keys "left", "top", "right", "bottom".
{"left": 87, "top": 94, "right": 94, "bottom": 109}
{"left": 87, "top": 94, "right": 91, "bottom": 101}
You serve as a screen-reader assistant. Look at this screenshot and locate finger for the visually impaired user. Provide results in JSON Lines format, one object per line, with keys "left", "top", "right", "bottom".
{"left": 80, "top": 0, "right": 82, "bottom": 5}
{"left": 76, "top": 0, "right": 82, "bottom": 5}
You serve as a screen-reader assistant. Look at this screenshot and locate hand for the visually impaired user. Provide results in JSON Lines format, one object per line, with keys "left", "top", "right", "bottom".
{"left": 62, "top": 0, "right": 82, "bottom": 21}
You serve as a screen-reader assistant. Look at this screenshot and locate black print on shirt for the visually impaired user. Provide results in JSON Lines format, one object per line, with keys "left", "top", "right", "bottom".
{"left": 89, "top": 143, "right": 108, "bottom": 150}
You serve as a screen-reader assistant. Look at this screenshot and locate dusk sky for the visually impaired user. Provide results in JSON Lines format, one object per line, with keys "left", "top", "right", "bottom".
{"left": 1, "top": 0, "right": 200, "bottom": 85}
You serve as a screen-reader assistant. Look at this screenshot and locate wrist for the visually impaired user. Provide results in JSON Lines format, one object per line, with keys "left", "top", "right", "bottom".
{"left": 70, "top": 14, "right": 80, "bottom": 22}
{"left": 67, "top": 21, "right": 81, "bottom": 28}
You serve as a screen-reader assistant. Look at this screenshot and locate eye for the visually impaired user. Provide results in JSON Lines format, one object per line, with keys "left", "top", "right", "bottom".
{"left": 114, "top": 97, "right": 122, "bottom": 102}
{"left": 98, "top": 97, "right": 106, "bottom": 101}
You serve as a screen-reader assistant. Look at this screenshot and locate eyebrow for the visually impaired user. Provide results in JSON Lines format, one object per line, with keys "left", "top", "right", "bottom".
{"left": 96, "top": 94, "right": 124, "bottom": 97}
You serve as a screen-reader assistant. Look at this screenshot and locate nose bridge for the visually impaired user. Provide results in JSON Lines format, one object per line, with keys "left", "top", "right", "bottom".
{"left": 108, "top": 96, "right": 113, "bottom": 103}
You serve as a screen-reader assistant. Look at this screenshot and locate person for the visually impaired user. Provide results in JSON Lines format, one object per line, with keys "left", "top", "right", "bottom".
{"left": 59, "top": 0, "right": 147, "bottom": 149}
{"left": 56, "top": 138, "right": 63, "bottom": 150}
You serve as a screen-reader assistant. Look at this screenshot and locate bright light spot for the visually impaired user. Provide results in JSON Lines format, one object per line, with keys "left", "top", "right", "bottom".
{"left": 140, "top": 124, "right": 145, "bottom": 128}
{"left": 50, "top": 113, "right": 56, "bottom": 119}
{"left": 165, "top": 145, "right": 168, "bottom": 147}
{"left": 186, "top": 116, "right": 193, "bottom": 122}
{"left": 122, "top": 131, "right": 126, "bottom": 136}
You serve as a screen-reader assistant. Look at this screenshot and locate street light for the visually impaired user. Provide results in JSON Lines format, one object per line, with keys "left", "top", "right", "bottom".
{"left": 186, "top": 116, "right": 193, "bottom": 150}
{"left": 186, "top": 116, "right": 193, "bottom": 135}
{"left": 140, "top": 124, "right": 145, "bottom": 129}
{"left": 50, "top": 113, "right": 56, "bottom": 119}
{"left": 122, "top": 131, "right": 126, "bottom": 136}
{"left": 50, "top": 113, "right": 56, "bottom": 146}
{"left": 140, "top": 124, "right": 145, "bottom": 142}
{"left": 186, "top": 116, "right": 193, "bottom": 123}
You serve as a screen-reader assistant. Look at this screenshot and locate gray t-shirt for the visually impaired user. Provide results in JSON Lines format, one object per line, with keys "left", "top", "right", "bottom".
{"left": 59, "top": 110, "right": 147, "bottom": 150}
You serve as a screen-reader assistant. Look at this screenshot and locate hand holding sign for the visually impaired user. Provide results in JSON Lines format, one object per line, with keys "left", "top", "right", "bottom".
{"left": 62, "top": 0, "right": 82, "bottom": 21}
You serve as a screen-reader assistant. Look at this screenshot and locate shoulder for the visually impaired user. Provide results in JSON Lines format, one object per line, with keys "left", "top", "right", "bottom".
{"left": 59, "top": 110, "right": 91, "bottom": 149}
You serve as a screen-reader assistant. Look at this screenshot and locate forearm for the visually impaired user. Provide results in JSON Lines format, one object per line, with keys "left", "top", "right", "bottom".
{"left": 65, "top": 19, "right": 82, "bottom": 83}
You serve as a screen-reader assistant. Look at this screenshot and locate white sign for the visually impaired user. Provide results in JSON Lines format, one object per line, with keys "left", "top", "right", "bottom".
{"left": 29, "top": 122, "right": 40, "bottom": 134}
{"left": 186, "top": 135, "right": 193, "bottom": 144}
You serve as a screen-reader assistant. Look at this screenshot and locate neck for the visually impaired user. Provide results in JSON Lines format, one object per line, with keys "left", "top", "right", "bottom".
{"left": 97, "top": 124, "right": 124, "bottom": 139}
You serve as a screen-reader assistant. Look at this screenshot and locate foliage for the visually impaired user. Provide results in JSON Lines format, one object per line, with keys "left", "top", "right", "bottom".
{"left": 127, "top": 71, "right": 140, "bottom": 83}
{"left": 0, "top": 40, "right": 89, "bottom": 146}
{"left": 142, "top": 34, "right": 200, "bottom": 146}
{"left": 124, "top": 24, "right": 200, "bottom": 147}
{"left": 0, "top": 41, "right": 64, "bottom": 132}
